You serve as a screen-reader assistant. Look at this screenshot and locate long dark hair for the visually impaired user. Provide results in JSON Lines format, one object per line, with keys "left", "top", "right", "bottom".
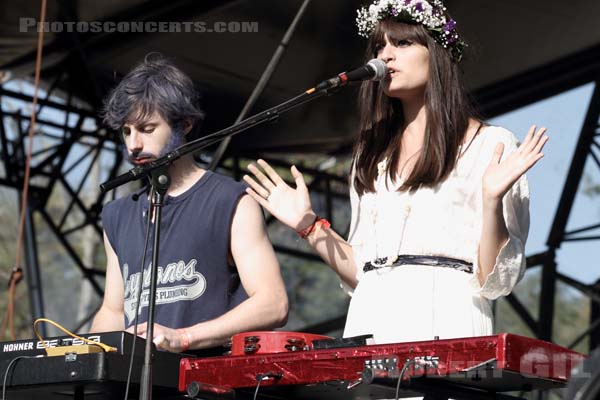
{"left": 352, "top": 19, "right": 477, "bottom": 195}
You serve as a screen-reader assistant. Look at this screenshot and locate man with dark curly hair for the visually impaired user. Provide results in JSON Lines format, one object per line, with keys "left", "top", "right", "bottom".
{"left": 91, "top": 54, "right": 288, "bottom": 352}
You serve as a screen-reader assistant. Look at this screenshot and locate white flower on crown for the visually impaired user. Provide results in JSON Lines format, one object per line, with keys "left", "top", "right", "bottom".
{"left": 357, "top": 0, "right": 447, "bottom": 38}
{"left": 356, "top": 0, "right": 465, "bottom": 62}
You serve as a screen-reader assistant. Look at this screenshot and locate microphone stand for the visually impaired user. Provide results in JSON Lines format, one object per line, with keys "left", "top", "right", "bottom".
{"left": 138, "top": 165, "right": 169, "bottom": 400}
{"left": 100, "top": 86, "right": 331, "bottom": 193}
{"left": 99, "top": 83, "right": 336, "bottom": 400}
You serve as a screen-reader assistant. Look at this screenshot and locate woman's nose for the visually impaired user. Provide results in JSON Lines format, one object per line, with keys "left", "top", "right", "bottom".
{"left": 379, "top": 44, "right": 394, "bottom": 62}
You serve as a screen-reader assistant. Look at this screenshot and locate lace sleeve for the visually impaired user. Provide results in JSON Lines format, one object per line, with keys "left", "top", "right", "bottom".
{"left": 469, "top": 130, "right": 530, "bottom": 299}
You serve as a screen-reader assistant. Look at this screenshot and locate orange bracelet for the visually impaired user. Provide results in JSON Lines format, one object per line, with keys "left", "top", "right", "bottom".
{"left": 297, "top": 215, "right": 330, "bottom": 239}
{"left": 178, "top": 328, "right": 191, "bottom": 352}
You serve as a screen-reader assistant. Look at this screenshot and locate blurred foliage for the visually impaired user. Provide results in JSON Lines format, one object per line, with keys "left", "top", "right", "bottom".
{"left": 0, "top": 187, "right": 34, "bottom": 339}
{"left": 582, "top": 173, "right": 600, "bottom": 197}
{"left": 0, "top": 181, "right": 105, "bottom": 339}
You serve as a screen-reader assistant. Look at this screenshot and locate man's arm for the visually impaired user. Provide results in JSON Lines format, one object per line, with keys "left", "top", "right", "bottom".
{"left": 133, "top": 194, "right": 289, "bottom": 351}
{"left": 90, "top": 232, "right": 125, "bottom": 332}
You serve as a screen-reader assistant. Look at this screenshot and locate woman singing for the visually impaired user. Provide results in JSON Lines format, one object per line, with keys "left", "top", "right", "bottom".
{"left": 244, "top": 0, "right": 548, "bottom": 344}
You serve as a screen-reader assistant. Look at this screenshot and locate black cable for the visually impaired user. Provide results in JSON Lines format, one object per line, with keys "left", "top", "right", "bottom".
{"left": 252, "top": 377, "right": 264, "bottom": 400}
{"left": 252, "top": 373, "right": 282, "bottom": 400}
{"left": 395, "top": 359, "right": 416, "bottom": 400}
{"left": 123, "top": 186, "right": 154, "bottom": 400}
{"left": 2, "top": 355, "right": 39, "bottom": 400}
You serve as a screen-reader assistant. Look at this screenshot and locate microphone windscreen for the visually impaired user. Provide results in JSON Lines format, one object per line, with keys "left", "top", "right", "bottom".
{"left": 367, "top": 59, "right": 387, "bottom": 81}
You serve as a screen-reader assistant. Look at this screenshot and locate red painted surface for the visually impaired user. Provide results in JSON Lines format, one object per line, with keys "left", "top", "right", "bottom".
{"left": 179, "top": 333, "right": 585, "bottom": 393}
{"left": 229, "top": 331, "right": 332, "bottom": 356}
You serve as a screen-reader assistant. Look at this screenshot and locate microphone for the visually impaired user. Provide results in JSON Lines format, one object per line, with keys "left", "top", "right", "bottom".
{"left": 316, "top": 59, "right": 387, "bottom": 91}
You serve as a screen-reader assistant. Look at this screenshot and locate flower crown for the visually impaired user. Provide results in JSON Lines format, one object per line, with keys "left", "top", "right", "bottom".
{"left": 356, "top": 0, "right": 466, "bottom": 62}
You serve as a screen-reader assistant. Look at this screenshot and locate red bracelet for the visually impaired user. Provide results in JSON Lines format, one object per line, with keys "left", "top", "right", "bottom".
{"left": 297, "top": 215, "right": 330, "bottom": 239}
{"left": 178, "top": 328, "right": 191, "bottom": 352}
{"left": 314, "top": 218, "right": 331, "bottom": 235}
{"left": 297, "top": 215, "right": 319, "bottom": 238}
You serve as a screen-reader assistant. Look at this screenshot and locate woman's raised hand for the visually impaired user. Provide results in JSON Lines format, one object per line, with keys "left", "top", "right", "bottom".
{"left": 244, "top": 159, "right": 316, "bottom": 231}
{"left": 483, "top": 125, "right": 549, "bottom": 202}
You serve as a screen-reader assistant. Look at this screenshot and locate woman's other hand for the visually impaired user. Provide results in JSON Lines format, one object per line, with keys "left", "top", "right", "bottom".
{"left": 483, "top": 125, "right": 549, "bottom": 203}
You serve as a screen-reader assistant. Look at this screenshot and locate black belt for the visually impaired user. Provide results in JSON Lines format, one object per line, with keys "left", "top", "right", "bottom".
{"left": 363, "top": 255, "right": 473, "bottom": 274}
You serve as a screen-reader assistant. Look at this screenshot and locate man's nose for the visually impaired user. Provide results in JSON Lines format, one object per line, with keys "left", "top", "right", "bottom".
{"left": 127, "top": 130, "right": 143, "bottom": 154}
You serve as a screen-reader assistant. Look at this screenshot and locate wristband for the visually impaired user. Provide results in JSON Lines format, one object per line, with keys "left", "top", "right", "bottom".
{"left": 297, "top": 215, "right": 330, "bottom": 239}
{"left": 178, "top": 328, "right": 191, "bottom": 352}
{"left": 297, "top": 215, "right": 319, "bottom": 239}
{"left": 313, "top": 218, "right": 331, "bottom": 236}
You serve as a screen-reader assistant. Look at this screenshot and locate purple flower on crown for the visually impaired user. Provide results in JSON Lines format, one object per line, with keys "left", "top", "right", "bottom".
{"left": 443, "top": 19, "right": 456, "bottom": 32}
{"left": 415, "top": 2, "right": 423, "bottom": 11}
{"left": 404, "top": 0, "right": 412, "bottom": 5}
{"left": 391, "top": 7, "right": 399, "bottom": 16}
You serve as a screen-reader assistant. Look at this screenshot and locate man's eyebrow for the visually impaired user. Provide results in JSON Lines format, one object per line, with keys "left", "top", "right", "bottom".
{"left": 135, "top": 121, "right": 158, "bottom": 129}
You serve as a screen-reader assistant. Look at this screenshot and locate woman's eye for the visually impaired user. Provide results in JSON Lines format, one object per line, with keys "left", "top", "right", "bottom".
{"left": 374, "top": 44, "right": 384, "bottom": 54}
{"left": 122, "top": 128, "right": 131, "bottom": 136}
{"left": 395, "top": 39, "right": 412, "bottom": 47}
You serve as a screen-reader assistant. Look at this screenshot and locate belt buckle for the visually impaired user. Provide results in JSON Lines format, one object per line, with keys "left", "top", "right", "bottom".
{"left": 386, "top": 255, "right": 398, "bottom": 265}
{"left": 372, "top": 255, "right": 398, "bottom": 268}
{"left": 371, "top": 257, "right": 388, "bottom": 267}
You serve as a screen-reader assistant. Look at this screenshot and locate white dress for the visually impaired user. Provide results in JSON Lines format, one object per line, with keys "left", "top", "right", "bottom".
{"left": 343, "top": 125, "right": 530, "bottom": 344}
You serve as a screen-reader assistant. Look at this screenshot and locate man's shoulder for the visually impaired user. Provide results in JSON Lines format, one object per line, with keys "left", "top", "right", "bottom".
{"left": 202, "top": 171, "right": 247, "bottom": 198}
{"left": 204, "top": 172, "right": 257, "bottom": 221}
{"left": 208, "top": 171, "right": 246, "bottom": 188}
{"left": 101, "top": 189, "right": 145, "bottom": 224}
{"left": 103, "top": 190, "right": 142, "bottom": 209}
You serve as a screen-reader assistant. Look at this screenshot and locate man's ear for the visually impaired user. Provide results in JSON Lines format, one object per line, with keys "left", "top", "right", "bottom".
{"left": 183, "top": 120, "right": 194, "bottom": 136}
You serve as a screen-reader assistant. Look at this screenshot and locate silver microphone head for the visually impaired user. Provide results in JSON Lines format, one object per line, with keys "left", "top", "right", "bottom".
{"left": 367, "top": 58, "right": 388, "bottom": 81}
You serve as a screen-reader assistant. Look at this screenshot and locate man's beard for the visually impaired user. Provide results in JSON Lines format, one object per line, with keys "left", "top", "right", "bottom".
{"left": 125, "top": 130, "right": 186, "bottom": 164}
{"left": 158, "top": 130, "right": 186, "bottom": 157}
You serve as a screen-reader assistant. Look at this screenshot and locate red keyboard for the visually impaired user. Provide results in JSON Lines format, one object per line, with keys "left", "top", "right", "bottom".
{"left": 180, "top": 333, "right": 585, "bottom": 399}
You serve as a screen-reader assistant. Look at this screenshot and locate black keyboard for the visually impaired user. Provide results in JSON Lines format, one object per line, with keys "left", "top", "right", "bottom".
{"left": 0, "top": 331, "right": 186, "bottom": 399}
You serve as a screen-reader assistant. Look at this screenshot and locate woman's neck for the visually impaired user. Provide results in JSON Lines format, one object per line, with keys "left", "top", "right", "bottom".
{"left": 401, "top": 96, "right": 427, "bottom": 142}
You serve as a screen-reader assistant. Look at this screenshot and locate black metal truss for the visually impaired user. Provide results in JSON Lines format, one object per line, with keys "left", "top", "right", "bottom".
{"left": 0, "top": 83, "right": 123, "bottom": 331}
{"left": 494, "top": 78, "right": 600, "bottom": 350}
